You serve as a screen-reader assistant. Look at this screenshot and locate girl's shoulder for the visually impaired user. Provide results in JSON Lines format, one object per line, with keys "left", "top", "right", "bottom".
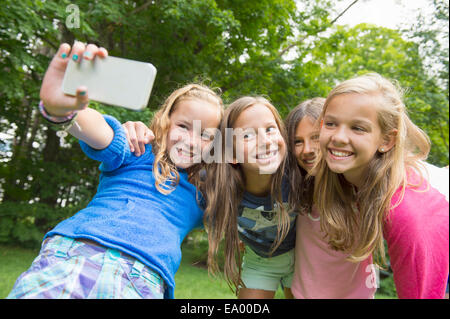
{"left": 385, "top": 162, "right": 449, "bottom": 233}
{"left": 403, "top": 162, "right": 449, "bottom": 201}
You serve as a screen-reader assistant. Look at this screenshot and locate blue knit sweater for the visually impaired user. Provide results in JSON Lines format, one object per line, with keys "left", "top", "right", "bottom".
{"left": 45, "top": 115, "right": 204, "bottom": 299}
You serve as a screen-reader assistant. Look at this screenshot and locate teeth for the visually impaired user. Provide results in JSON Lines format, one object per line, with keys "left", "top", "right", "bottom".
{"left": 257, "top": 151, "right": 277, "bottom": 159}
{"left": 330, "top": 150, "right": 352, "bottom": 157}
{"left": 177, "top": 148, "right": 194, "bottom": 157}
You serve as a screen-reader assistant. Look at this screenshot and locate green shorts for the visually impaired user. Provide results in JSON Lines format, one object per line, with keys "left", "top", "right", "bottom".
{"left": 241, "top": 246, "right": 294, "bottom": 292}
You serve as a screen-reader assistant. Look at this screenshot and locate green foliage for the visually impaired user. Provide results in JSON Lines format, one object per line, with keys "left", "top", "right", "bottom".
{"left": 0, "top": 0, "right": 448, "bottom": 245}
{"left": 377, "top": 274, "right": 398, "bottom": 298}
{"left": 0, "top": 201, "right": 83, "bottom": 248}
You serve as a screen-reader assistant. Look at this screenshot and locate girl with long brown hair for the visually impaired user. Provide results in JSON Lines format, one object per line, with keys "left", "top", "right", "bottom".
{"left": 203, "top": 96, "right": 297, "bottom": 298}
{"left": 311, "top": 73, "right": 448, "bottom": 298}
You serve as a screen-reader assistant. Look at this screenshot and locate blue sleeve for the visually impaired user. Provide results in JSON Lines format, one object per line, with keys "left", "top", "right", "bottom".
{"left": 79, "top": 115, "right": 131, "bottom": 172}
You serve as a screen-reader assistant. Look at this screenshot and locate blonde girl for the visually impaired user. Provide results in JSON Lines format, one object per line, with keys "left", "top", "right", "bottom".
{"left": 203, "top": 96, "right": 297, "bottom": 299}
{"left": 286, "top": 98, "right": 379, "bottom": 298}
{"left": 313, "top": 73, "right": 449, "bottom": 299}
{"left": 7, "top": 42, "right": 223, "bottom": 299}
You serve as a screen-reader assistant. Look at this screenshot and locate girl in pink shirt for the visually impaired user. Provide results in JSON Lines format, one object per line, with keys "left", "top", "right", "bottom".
{"left": 308, "top": 73, "right": 448, "bottom": 299}
{"left": 286, "top": 98, "right": 377, "bottom": 299}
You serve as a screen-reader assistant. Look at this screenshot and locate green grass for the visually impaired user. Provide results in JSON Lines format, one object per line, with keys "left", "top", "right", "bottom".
{"left": 0, "top": 244, "right": 395, "bottom": 299}
{"left": 174, "top": 246, "right": 286, "bottom": 299}
{"left": 0, "top": 244, "right": 40, "bottom": 298}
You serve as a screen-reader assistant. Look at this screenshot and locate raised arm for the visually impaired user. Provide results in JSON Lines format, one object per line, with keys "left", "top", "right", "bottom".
{"left": 40, "top": 42, "right": 114, "bottom": 150}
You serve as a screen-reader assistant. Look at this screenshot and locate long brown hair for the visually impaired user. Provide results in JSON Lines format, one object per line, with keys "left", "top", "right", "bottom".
{"left": 284, "top": 97, "right": 325, "bottom": 214}
{"left": 203, "top": 96, "right": 290, "bottom": 293}
{"left": 313, "top": 73, "right": 430, "bottom": 266}
{"left": 149, "top": 84, "right": 223, "bottom": 194}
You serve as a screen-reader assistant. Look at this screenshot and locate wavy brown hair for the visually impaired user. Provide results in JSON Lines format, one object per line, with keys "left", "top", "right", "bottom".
{"left": 284, "top": 97, "right": 325, "bottom": 214}
{"left": 313, "top": 73, "right": 430, "bottom": 267}
{"left": 149, "top": 84, "right": 223, "bottom": 194}
{"left": 202, "top": 96, "right": 290, "bottom": 294}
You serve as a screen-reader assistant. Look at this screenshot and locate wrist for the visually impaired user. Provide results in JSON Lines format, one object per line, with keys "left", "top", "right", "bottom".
{"left": 38, "top": 101, "right": 79, "bottom": 132}
{"left": 38, "top": 101, "right": 77, "bottom": 123}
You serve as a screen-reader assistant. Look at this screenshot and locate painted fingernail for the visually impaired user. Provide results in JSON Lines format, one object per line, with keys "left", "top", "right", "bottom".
{"left": 79, "top": 90, "right": 86, "bottom": 96}
{"left": 61, "top": 53, "right": 67, "bottom": 58}
{"left": 83, "top": 51, "right": 92, "bottom": 59}
{"left": 72, "top": 54, "right": 79, "bottom": 61}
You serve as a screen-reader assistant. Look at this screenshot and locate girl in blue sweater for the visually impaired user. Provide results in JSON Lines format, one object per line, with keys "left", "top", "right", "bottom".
{"left": 7, "top": 42, "right": 223, "bottom": 299}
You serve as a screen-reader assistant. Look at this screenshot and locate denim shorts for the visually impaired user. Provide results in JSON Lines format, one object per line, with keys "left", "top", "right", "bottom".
{"left": 240, "top": 246, "right": 294, "bottom": 291}
{"left": 7, "top": 235, "right": 165, "bottom": 299}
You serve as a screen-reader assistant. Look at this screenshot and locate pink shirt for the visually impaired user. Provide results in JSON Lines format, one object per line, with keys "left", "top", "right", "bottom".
{"left": 292, "top": 208, "right": 377, "bottom": 299}
{"left": 292, "top": 163, "right": 449, "bottom": 299}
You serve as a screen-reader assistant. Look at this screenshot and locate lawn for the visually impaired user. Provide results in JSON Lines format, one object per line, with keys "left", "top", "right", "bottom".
{"left": 0, "top": 243, "right": 395, "bottom": 299}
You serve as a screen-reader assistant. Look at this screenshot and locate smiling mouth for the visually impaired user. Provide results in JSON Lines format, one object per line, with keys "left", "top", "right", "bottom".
{"left": 328, "top": 149, "right": 354, "bottom": 158}
{"left": 176, "top": 147, "right": 195, "bottom": 158}
{"left": 255, "top": 150, "right": 278, "bottom": 162}
{"left": 302, "top": 157, "right": 316, "bottom": 165}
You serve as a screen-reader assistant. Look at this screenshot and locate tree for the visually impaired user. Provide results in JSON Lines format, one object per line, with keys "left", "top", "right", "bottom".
{"left": 0, "top": 0, "right": 342, "bottom": 245}
{"left": 1, "top": 1, "right": 447, "bottom": 247}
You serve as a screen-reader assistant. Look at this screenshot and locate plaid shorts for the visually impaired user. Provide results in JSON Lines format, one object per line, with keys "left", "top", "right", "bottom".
{"left": 7, "top": 235, "right": 166, "bottom": 299}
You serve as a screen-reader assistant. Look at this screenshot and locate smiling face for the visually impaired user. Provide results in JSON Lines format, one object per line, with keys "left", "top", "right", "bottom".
{"left": 233, "top": 103, "right": 286, "bottom": 175}
{"left": 294, "top": 116, "right": 320, "bottom": 173}
{"left": 166, "top": 98, "right": 221, "bottom": 169}
{"left": 319, "top": 93, "right": 386, "bottom": 187}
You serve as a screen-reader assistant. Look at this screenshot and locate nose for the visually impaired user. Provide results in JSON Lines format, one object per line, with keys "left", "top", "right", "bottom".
{"left": 331, "top": 126, "right": 349, "bottom": 145}
{"left": 302, "top": 140, "right": 315, "bottom": 156}
{"left": 257, "top": 130, "right": 273, "bottom": 151}
{"left": 189, "top": 130, "right": 203, "bottom": 150}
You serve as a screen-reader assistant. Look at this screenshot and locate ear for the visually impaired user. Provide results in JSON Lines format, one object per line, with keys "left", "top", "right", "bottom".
{"left": 378, "top": 129, "right": 397, "bottom": 153}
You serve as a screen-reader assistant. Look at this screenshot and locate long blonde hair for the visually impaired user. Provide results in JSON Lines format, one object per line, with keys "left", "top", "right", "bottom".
{"left": 150, "top": 84, "right": 223, "bottom": 194}
{"left": 313, "top": 73, "right": 430, "bottom": 266}
{"left": 203, "top": 96, "right": 290, "bottom": 293}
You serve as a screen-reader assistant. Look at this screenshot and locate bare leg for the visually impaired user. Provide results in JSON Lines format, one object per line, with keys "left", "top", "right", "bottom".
{"left": 238, "top": 288, "right": 276, "bottom": 299}
{"left": 284, "top": 287, "right": 294, "bottom": 299}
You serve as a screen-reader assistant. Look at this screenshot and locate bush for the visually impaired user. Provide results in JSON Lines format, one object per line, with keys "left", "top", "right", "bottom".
{"left": 0, "top": 201, "right": 82, "bottom": 248}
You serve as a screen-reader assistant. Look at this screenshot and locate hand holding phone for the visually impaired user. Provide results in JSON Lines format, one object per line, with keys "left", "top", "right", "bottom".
{"left": 40, "top": 42, "right": 157, "bottom": 117}
{"left": 40, "top": 42, "right": 106, "bottom": 117}
{"left": 62, "top": 55, "right": 157, "bottom": 111}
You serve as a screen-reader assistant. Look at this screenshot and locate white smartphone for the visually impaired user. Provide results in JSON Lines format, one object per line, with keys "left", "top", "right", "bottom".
{"left": 62, "top": 55, "right": 157, "bottom": 111}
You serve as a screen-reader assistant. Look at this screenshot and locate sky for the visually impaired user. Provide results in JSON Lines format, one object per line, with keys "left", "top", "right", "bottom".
{"left": 334, "top": 0, "right": 433, "bottom": 29}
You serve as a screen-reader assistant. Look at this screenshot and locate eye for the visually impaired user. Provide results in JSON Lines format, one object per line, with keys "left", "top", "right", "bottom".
{"left": 311, "top": 134, "right": 319, "bottom": 141}
{"left": 201, "top": 131, "right": 215, "bottom": 141}
{"left": 324, "top": 121, "right": 335, "bottom": 128}
{"left": 352, "top": 126, "right": 366, "bottom": 132}
{"left": 266, "top": 126, "right": 277, "bottom": 134}
{"left": 242, "top": 130, "right": 256, "bottom": 139}
{"left": 178, "top": 123, "right": 189, "bottom": 130}
{"left": 294, "top": 139, "right": 303, "bottom": 146}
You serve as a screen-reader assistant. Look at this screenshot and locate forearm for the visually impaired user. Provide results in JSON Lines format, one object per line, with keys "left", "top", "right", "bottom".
{"left": 67, "top": 107, "right": 114, "bottom": 150}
